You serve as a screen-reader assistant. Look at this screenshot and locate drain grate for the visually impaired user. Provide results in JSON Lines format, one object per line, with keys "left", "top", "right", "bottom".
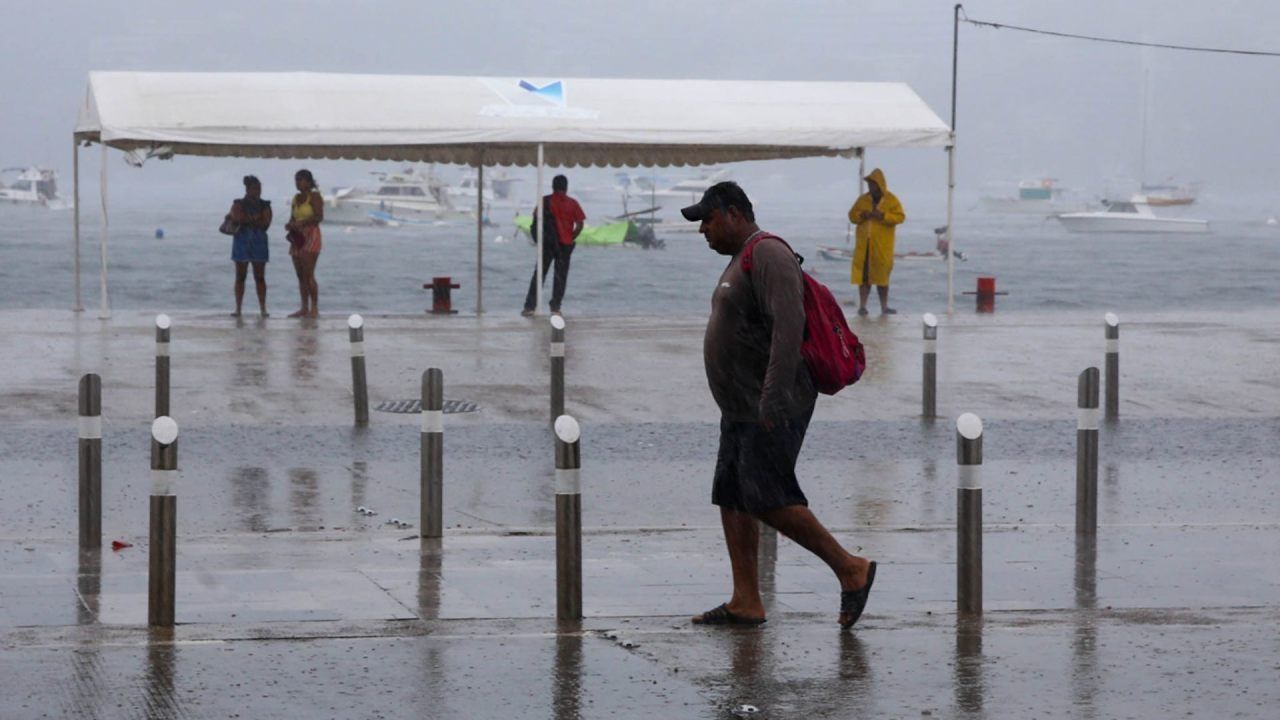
{"left": 374, "top": 399, "right": 480, "bottom": 414}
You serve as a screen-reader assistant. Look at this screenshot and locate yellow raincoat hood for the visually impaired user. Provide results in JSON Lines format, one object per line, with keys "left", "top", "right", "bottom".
{"left": 866, "top": 168, "right": 888, "bottom": 192}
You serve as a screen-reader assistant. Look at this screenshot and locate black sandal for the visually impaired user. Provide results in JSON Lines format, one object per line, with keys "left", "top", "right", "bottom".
{"left": 691, "top": 603, "right": 767, "bottom": 626}
{"left": 839, "top": 561, "right": 877, "bottom": 629}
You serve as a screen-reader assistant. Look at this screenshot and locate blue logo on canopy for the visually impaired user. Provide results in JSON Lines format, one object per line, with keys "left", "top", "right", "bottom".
{"left": 518, "top": 80, "right": 565, "bottom": 105}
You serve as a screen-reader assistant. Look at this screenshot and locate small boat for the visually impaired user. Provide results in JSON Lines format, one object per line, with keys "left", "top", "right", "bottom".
{"left": 817, "top": 245, "right": 853, "bottom": 262}
{"left": 0, "top": 167, "right": 71, "bottom": 209}
{"left": 1056, "top": 200, "right": 1208, "bottom": 234}
{"left": 980, "top": 178, "right": 1087, "bottom": 215}
{"left": 1131, "top": 182, "right": 1197, "bottom": 207}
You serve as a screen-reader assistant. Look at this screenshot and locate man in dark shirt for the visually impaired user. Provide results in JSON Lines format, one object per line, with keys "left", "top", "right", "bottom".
{"left": 522, "top": 174, "right": 586, "bottom": 316}
{"left": 684, "top": 181, "right": 876, "bottom": 629}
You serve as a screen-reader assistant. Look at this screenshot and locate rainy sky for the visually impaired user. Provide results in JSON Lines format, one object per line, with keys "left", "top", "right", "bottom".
{"left": 3, "top": 0, "right": 1278, "bottom": 213}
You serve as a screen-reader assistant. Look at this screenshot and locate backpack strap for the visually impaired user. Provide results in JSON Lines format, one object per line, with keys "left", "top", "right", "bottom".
{"left": 741, "top": 232, "right": 804, "bottom": 273}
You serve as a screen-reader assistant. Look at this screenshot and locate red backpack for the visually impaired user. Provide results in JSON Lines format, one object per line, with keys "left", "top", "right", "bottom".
{"left": 741, "top": 233, "right": 866, "bottom": 395}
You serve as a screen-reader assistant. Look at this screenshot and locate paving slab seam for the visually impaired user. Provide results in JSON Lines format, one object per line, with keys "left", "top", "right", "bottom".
{"left": 7, "top": 519, "right": 1280, "bottom": 545}
{"left": 6, "top": 605, "right": 1277, "bottom": 649}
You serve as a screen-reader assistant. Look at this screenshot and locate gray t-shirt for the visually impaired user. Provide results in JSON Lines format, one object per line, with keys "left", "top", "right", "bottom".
{"left": 703, "top": 233, "right": 817, "bottom": 422}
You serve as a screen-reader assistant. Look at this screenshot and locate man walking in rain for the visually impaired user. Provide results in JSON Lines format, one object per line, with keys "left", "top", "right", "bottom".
{"left": 682, "top": 181, "right": 876, "bottom": 628}
{"left": 849, "top": 168, "right": 906, "bottom": 316}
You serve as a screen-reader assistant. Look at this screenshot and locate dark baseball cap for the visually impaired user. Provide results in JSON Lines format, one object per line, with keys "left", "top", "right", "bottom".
{"left": 680, "top": 181, "right": 754, "bottom": 222}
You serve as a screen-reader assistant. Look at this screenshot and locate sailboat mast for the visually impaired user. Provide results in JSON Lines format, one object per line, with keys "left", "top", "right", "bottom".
{"left": 1139, "top": 68, "right": 1149, "bottom": 189}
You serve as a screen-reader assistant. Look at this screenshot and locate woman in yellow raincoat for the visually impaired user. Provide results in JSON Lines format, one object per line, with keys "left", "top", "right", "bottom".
{"left": 848, "top": 168, "right": 906, "bottom": 316}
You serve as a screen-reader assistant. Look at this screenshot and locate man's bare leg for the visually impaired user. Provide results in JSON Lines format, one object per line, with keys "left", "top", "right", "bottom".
{"left": 758, "top": 505, "right": 871, "bottom": 624}
{"left": 694, "top": 507, "right": 766, "bottom": 622}
{"left": 857, "top": 283, "right": 872, "bottom": 314}
{"left": 877, "top": 285, "right": 895, "bottom": 314}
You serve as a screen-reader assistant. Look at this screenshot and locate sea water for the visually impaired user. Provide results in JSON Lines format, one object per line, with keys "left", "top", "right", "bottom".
{"left": 3, "top": 204, "right": 1277, "bottom": 316}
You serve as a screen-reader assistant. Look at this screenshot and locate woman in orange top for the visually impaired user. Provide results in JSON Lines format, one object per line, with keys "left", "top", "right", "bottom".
{"left": 285, "top": 169, "right": 324, "bottom": 318}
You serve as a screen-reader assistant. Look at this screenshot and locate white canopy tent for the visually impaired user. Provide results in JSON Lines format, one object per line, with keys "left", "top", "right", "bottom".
{"left": 73, "top": 71, "right": 955, "bottom": 316}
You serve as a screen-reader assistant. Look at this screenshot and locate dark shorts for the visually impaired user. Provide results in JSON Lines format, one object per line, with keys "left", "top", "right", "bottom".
{"left": 712, "top": 403, "right": 815, "bottom": 513}
{"left": 232, "top": 229, "right": 269, "bottom": 263}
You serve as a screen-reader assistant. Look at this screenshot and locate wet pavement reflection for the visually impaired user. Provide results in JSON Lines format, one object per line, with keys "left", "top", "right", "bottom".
{"left": 144, "top": 629, "right": 179, "bottom": 719}
{"left": 954, "top": 618, "right": 985, "bottom": 718}
{"left": 726, "top": 626, "right": 765, "bottom": 716}
{"left": 552, "top": 622, "right": 583, "bottom": 720}
{"left": 418, "top": 539, "right": 442, "bottom": 621}
{"left": 288, "top": 468, "right": 319, "bottom": 529}
{"left": 75, "top": 549, "right": 101, "bottom": 626}
{"left": 231, "top": 320, "right": 268, "bottom": 389}
{"left": 290, "top": 326, "right": 319, "bottom": 382}
{"left": 1073, "top": 537, "right": 1100, "bottom": 720}
{"left": 229, "top": 466, "right": 271, "bottom": 533}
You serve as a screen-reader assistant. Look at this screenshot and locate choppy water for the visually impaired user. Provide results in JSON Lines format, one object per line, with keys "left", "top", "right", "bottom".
{"left": 3, "top": 203, "right": 1277, "bottom": 316}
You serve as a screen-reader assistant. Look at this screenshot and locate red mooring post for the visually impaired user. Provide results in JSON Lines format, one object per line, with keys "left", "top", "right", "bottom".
{"left": 425, "top": 276, "right": 461, "bottom": 314}
{"left": 976, "top": 277, "right": 995, "bottom": 313}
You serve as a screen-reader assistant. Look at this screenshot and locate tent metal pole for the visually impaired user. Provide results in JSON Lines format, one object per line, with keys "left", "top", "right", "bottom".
{"left": 535, "top": 143, "right": 545, "bottom": 314}
{"left": 476, "top": 154, "right": 484, "bottom": 316}
{"left": 73, "top": 137, "right": 82, "bottom": 312}
{"left": 948, "top": 3, "right": 961, "bottom": 315}
{"left": 98, "top": 142, "right": 110, "bottom": 320}
{"left": 946, "top": 138, "right": 956, "bottom": 315}
{"left": 858, "top": 148, "right": 866, "bottom": 195}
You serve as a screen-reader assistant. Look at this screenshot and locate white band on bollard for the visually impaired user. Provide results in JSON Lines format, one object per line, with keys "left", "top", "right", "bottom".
{"left": 78, "top": 415, "right": 102, "bottom": 439}
{"left": 420, "top": 409, "right": 443, "bottom": 434}
{"left": 150, "top": 469, "right": 177, "bottom": 496}
{"left": 1105, "top": 339, "right": 1119, "bottom": 353}
{"left": 550, "top": 342, "right": 565, "bottom": 358}
{"left": 1077, "top": 407, "right": 1100, "bottom": 431}
{"left": 923, "top": 338, "right": 937, "bottom": 354}
{"left": 155, "top": 343, "right": 169, "bottom": 357}
{"left": 555, "top": 468, "right": 581, "bottom": 495}
{"left": 349, "top": 341, "right": 365, "bottom": 357}
{"left": 958, "top": 465, "right": 982, "bottom": 490}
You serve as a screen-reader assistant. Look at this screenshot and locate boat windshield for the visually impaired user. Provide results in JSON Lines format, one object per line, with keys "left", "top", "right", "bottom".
{"left": 1107, "top": 202, "right": 1137, "bottom": 213}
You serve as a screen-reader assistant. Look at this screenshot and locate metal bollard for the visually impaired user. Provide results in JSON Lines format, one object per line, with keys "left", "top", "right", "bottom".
{"left": 348, "top": 314, "right": 369, "bottom": 427}
{"left": 1076, "top": 368, "right": 1100, "bottom": 538}
{"left": 956, "top": 413, "right": 983, "bottom": 615}
{"left": 148, "top": 417, "right": 178, "bottom": 628}
{"left": 923, "top": 312, "right": 938, "bottom": 418}
{"left": 1104, "top": 313, "right": 1119, "bottom": 420}
{"left": 420, "top": 368, "right": 443, "bottom": 539}
{"left": 549, "top": 314, "right": 566, "bottom": 424}
{"left": 78, "top": 373, "right": 102, "bottom": 550}
{"left": 154, "top": 314, "right": 170, "bottom": 418}
{"left": 554, "top": 415, "right": 582, "bottom": 621}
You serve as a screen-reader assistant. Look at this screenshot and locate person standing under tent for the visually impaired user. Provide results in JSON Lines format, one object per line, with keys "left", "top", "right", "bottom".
{"left": 848, "top": 168, "right": 906, "bottom": 316}
{"left": 522, "top": 174, "right": 585, "bottom": 317}
{"left": 227, "top": 175, "right": 272, "bottom": 318}
{"left": 286, "top": 169, "right": 324, "bottom": 319}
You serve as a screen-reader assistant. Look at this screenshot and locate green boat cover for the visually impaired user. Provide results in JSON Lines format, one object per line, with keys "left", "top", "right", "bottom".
{"left": 514, "top": 215, "right": 629, "bottom": 246}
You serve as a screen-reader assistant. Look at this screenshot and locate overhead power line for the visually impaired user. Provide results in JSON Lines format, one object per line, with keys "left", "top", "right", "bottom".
{"left": 959, "top": 8, "right": 1280, "bottom": 58}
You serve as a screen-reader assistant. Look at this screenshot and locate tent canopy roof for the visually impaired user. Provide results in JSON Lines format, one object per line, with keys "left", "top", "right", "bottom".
{"left": 75, "top": 71, "right": 951, "bottom": 167}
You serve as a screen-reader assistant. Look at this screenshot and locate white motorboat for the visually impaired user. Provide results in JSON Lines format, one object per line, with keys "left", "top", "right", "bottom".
{"left": 0, "top": 167, "right": 71, "bottom": 209}
{"left": 444, "top": 170, "right": 523, "bottom": 209}
{"left": 326, "top": 168, "right": 462, "bottom": 225}
{"left": 1056, "top": 200, "right": 1209, "bottom": 234}
{"left": 631, "top": 168, "right": 730, "bottom": 205}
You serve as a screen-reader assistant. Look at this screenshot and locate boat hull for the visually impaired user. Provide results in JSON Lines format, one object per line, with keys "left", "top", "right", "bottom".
{"left": 1056, "top": 214, "right": 1209, "bottom": 234}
